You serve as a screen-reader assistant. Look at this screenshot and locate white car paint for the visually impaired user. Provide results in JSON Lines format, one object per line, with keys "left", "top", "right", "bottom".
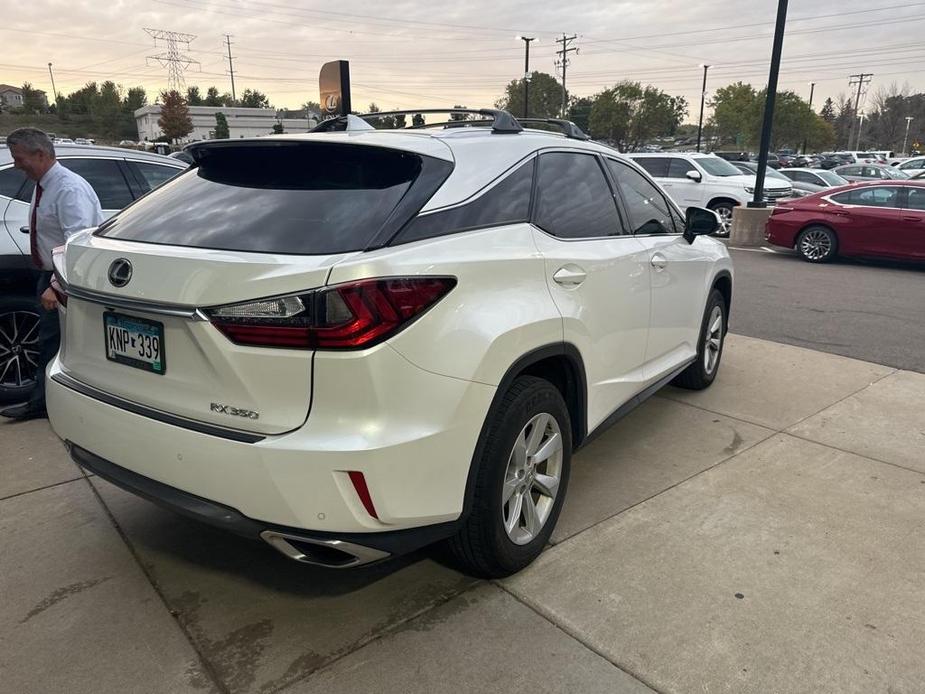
{"left": 46, "top": 125, "right": 733, "bottom": 566}
{"left": 898, "top": 157, "right": 925, "bottom": 177}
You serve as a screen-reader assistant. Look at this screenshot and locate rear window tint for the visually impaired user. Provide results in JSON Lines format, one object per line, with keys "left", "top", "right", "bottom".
{"left": 97, "top": 143, "right": 431, "bottom": 254}
{"left": 396, "top": 159, "right": 534, "bottom": 243}
{"left": 0, "top": 166, "right": 27, "bottom": 199}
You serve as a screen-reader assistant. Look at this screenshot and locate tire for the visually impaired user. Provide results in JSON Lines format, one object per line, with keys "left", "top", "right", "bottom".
{"left": 796, "top": 225, "right": 838, "bottom": 263}
{"left": 673, "top": 289, "right": 727, "bottom": 391}
{"left": 0, "top": 296, "right": 42, "bottom": 404}
{"left": 448, "top": 376, "right": 572, "bottom": 578}
{"left": 708, "top": 201, "right": 736, "bottom": 237}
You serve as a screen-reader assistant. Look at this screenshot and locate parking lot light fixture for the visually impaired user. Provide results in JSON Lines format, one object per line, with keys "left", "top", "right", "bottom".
{"left": 902, "top": 116, "right": 914, "bottom": 156}
{"left": 696, "top": 64, "right": 711, "bottom": 153}
{"left": 517, "top": 36, "right": 536, "bottom": 119}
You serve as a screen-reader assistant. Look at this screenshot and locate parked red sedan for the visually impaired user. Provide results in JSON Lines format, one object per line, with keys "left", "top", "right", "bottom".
{"left": 765, "top": 181, "right": 925, "bottom": 262}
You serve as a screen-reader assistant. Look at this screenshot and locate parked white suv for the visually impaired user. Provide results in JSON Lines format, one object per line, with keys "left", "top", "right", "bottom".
{"left": 47, "top": 111, "right": 733, "bottom": 577}
{"left": 629, "top": 153, "right": 792, "bottom": 235}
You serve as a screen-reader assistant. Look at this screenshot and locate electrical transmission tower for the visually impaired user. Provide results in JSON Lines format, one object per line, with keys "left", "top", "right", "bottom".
{"left": 144, "top": 28, "right": 200, "bottom": 93}
{"left": 847, "top": 73, "right": 873, "bottom": 148}
{"left": 555, "top": 34, "right": 578, "bottom": 118}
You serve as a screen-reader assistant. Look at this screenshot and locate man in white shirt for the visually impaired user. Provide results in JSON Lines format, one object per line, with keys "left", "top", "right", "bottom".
{"left": 2, "top": 128, "right": 103, "bottom": 421}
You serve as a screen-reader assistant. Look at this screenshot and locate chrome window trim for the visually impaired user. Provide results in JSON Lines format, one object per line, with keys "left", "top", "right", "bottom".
{"left": 60, "top": 278, "right": 208, "bottom": 320}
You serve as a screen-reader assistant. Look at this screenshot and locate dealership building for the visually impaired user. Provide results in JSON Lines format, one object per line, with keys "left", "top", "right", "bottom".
{"left": 134, "top": 105, "right": 319, "bottom": 142}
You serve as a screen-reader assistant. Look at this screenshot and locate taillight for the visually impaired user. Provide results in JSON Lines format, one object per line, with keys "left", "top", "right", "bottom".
{"left": 206, "top": 277, "right": 456, "bottom": 350}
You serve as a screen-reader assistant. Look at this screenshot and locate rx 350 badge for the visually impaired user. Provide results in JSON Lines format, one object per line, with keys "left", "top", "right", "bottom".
{"left": 211, "top": 402, "right": 260, "bottom": 420}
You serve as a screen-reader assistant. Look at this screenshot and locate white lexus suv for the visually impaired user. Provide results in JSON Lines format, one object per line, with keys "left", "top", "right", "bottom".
{"left": 47, "top": 110, "right": 733, "bottom": 577}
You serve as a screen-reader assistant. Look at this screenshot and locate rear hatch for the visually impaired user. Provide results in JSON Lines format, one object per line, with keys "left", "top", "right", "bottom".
{"left": 57, "top": 138, "right": 452, "bottom": 435}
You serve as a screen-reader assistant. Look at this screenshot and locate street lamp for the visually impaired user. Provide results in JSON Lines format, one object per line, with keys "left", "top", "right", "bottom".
{"left": 902, "top": 116, "right": 914, "bottom": 156}
{"left": 516, "top": 35, "right": 536, "bottom": 119}
{"left": 696, "top": 64, "right": 710, "bottom": 153}
{"left": 802, "top": 81, "right": 815, "bottom": 155}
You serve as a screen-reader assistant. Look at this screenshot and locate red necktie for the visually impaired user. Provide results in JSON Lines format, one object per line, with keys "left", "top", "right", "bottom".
{"left": 30, "top": 183, "right": 44, "bottom": 269}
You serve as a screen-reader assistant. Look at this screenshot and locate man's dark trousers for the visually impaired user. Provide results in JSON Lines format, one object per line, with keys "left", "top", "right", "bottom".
{"left": 28, "top": 271, "right": 60, "bottom": 411}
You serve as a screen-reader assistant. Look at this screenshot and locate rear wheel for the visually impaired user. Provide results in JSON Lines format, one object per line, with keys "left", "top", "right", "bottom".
{"left": 448, "top": 376, "right": 571, "bottom": 578}
{"left": 0, "top": 297, "right": 42, "bottom": 404}
{"left": 797, "top": 225, "right": 838, "bottom": 263}
{"left": 673, "top": 289, "right": 727, "bottom": 391}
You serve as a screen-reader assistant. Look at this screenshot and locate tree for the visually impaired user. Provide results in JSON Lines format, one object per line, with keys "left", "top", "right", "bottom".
{"left": 239, "top": 88, "right": 269, "bottom": 108}
{"left": 366, "top": 102, "right": 395, "bottom": 129}
{"left": 587, "top": 82, "right": 687, "bottom": 151}
{"left": 214, "top": 112, "right": 229, "bottom": 139}
{"left": 834, "top": 95, "right": 855, "bottom": 149}
{"left": 186, "top": 86, "right": 204, "bottom": 106}
{"left": 205, "top": 86, "right": 224, "bottom": 107}
{"left": 709, "top": 82, "right": 757, "bottom": 146}
{"left": 20, "top": 83, "right": 46, "bottom": 114}
{"left": 272, "top": 122, "right": 284, "bottom": 134}
{"left": 496, "top": 72, "right": 564, "bottom": 119}
{"left": 450, "top": 105, "right": 470, "bottom": 121}
{"left": 567, "top": 96, "right": 594, "bottom": 133}
{"left": 412, "top": 113, "right": 425, "bottom": 127}
{"left": 301, "top": 100, "right": 321, "bottom": 114}
{"left": 394, "top": 114, "right": 406, "bottom": 129}
{"left": 97, "top": 81, "right": 123, "bottom": 135}
{"left": 124, "top": 86, "right": 147, "bottom": 113}
{"left": 158, "top": 90, "right": 193, "bottom": 143}
{"left": 820, "top": 97, "right": 836, "bottom": 124}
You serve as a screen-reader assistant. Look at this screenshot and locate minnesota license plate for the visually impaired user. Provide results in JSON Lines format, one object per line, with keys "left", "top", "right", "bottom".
{"left": 103, "top": 312, "right": 166, "bottom": 374}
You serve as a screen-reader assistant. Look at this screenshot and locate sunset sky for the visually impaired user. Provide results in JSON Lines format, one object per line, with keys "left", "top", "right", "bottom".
{"left": 3, "top": 0, "right": 924, "bottom": 118}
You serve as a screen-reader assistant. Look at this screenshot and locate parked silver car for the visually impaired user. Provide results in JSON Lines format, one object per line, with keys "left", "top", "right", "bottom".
{"left": 0, "top": 144, "right": 187, "bottom": 403}
{"left": 833, "top": 164, "right": 911, "bottom": 182}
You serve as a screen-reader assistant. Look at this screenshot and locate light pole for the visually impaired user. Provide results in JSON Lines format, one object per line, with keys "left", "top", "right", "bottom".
{"left": 516, "top": 36, "right": 536, "bottom": 119}
{"left": 802, "top": 81, "right": 815, "bottom": 155}
{"left": 696, "top": 64, "right": 710, "bottom": 153}
{"left": 902, "top": 116, "right": 914, "bottom": 155}
{"left": 47, "top": 62, "right": 58, "bottom": 111}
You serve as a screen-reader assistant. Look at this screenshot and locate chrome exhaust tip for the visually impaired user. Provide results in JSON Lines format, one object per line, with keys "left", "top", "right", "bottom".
{"left": 260, "top": 530, "right": 390, "bottom": 568}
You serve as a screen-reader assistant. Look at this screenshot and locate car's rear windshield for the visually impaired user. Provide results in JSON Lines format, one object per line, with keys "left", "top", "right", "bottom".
{"left": 97, "top": 142, "right": 428, "bottom": 254}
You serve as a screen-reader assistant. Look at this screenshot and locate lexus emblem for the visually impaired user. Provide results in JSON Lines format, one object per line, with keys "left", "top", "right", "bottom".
{"left": 108, "top": 258, "right": 133, "bottom": 288}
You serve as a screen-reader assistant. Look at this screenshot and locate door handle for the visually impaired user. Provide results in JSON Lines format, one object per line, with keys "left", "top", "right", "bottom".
{"left": 902, "top": 216, "right": 921, "bottom": 222}
{"left": 650, "top": 253, "right": 668, "bottom": 271}
{"left": 20, "top": 225, "right": 30, "bottom": 234}
{"left": 552, "top": 266, "right": 587, "bottom": 286}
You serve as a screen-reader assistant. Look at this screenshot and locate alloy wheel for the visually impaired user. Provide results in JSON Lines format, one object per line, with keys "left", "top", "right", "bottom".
{"left": 800, "top": 229, "right": 832, "bottom": 261}
{"left": 0, "top": 310, "right": 41, "bottom": 389}
{"left": 703, "top": 305, "right": 723, "bottom": 375}
{"left": 714, "top": 206, "right": 733, "bottom": 236}
{"left": 501, "top": 412, "right": 563, "bottom": 545}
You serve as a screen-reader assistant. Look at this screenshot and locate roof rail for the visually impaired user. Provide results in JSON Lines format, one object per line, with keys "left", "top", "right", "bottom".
{"left": 311, "top": 108, "right": 524, "bottom": 134}
{"left": 518, "top": 118, "right": 590, "bottom": 141}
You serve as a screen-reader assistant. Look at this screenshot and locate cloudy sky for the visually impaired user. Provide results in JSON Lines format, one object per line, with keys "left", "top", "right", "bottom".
{"left": 3, "top": 0, "right": 924, "bottom": 120}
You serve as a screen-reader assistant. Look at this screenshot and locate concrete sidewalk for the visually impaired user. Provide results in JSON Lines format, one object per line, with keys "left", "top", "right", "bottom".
{"left": 2, "top": 335, "right": 923, "bottom": 694}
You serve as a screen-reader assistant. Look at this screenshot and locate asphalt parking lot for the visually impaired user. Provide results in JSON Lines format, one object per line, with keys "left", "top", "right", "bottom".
{"left": 727, "top": 246, "right": 925, "bottom": 373}
{"left": 3, "top": 334, "right": 925, "bottom": 694}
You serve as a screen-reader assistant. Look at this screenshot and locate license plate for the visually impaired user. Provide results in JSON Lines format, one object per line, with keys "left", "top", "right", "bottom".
{"left": 104, "top": 312, "right": 166, "bottom": 374}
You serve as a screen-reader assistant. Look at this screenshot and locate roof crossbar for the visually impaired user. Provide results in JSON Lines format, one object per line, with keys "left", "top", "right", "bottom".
{"left": 312, "top": 108, "right": 524, "bottom": 134}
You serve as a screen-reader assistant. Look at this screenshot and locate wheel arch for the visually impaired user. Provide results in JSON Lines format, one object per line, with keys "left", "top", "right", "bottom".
{"left": 459, "top": 343, "right": 587, "bottom": 520}
{"left": 710, "top": 270, "right": 733, "bottom": 331}
{"left": 707, "top": 197, "right": 740, "bottom": 210}
{"left": 795, "top": 221, "right": 839, "bottom": 248}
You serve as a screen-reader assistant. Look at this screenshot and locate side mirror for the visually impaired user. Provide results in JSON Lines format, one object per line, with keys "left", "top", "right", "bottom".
{"left": 686, "top": 170, "right": 702, "bottom": 182}
{"left": 683, "top": 206, "right": 720, "bottom": 244}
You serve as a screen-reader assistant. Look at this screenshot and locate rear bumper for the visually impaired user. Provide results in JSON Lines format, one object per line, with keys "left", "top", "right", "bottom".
{"left": 47, "top": 344, "right": 496, "bottom": 537}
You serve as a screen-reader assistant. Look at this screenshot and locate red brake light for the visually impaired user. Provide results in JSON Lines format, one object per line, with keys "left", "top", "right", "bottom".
{"left": 208, "top": 277, "right": 456, "bottom": 350}
{"left": 348, "top": 471, "right": 379, "bottom": 519}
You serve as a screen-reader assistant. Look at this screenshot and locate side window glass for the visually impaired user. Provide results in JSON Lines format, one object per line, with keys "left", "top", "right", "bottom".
{"left": 906, "top": 188, "right": 925, "bottom": 211}
{"left": 59, "top": 158, "right": 133, "bottom": 209}
{"left": 0, "top": 167, "right": 27, "bottom": 199}
{"left": 633, "top": 157, "right": 669, "bottom": 177}
{"left": 836, "top": 187, "right": 900, "bottom": 207}
{"left": 534, "top": 153, "right": 623, "bottom": 239}
{"left": 667, "top": 158, "right": 694, "bottom": 179}
{"left": 606, "top": 159, "right": 679, "bottom": 235}
{"left": 133, "top": 163, "right": 185, "bottom": 192}
{"left": 397, "top": 159, "right": 534, "bottom": 243}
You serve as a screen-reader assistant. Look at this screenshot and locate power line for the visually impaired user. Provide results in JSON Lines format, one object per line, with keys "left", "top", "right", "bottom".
{"left": 144, "top": 27, "right": 200, "bottom": 92}
{"left": 555, "top": 34, "right": 578, "bottom": 118}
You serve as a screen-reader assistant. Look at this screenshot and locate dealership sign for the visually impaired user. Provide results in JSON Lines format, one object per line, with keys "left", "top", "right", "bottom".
{"left": 319, "top": 60, "right": 351, "bottom": 118}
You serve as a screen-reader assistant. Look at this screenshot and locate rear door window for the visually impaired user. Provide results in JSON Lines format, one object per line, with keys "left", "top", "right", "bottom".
{"left": 832, "top": 187, "right": 901, "bottom": 208}
{"left": 396, "top": 159, "right": 533, "bottom": 243}
{"left": 59, "top": 158, "right": 134, "bottom": 209}
{"left": 533, "top": 152, "right": 623, "bottom": 238}
{"left": 98, "top": 142, "right": 446, "bottom": 254}
{"left": 0, "top": 166, "right": 27, "bottom": 199}
{"left": 633, "top": 157, "right": 670, "bottom": 177}
{"left": 667, "top": 158, "right": 695, "bottom": 179}
{"left": 131, "top": 162, "right": 186, "bottom": 193}
{"left": 904, "top": 188, "right": 925, "bottom": 211}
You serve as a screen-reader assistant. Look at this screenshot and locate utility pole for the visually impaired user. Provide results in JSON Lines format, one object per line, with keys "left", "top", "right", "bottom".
{"left": 847, "top": 73, "right": 873, "bottom": 150}
{"left": 555, "top": 34, "right": 578, "bottom": 119}
{"left": 47, "top": 62, "right": 58, "bottom": 111}
{"left": 902, "top": 116, "right": 914, "bottom": 155}
{"left": 517, "top": 36, "right": 535, "bottom": 118}
{"left": 802, "top": 81, "right": 815, "bottom": 155}
{"left": 225, "top": 34, "right": 237, "bottom": 105}
{"left": 144, "top": 28, "right": 199, "bottom": 93}
{"left": 749, "top": 0, "right": 788, "bottom": 208}
{"left": 696, "top": 64, "right": 711, "bottom": 152}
